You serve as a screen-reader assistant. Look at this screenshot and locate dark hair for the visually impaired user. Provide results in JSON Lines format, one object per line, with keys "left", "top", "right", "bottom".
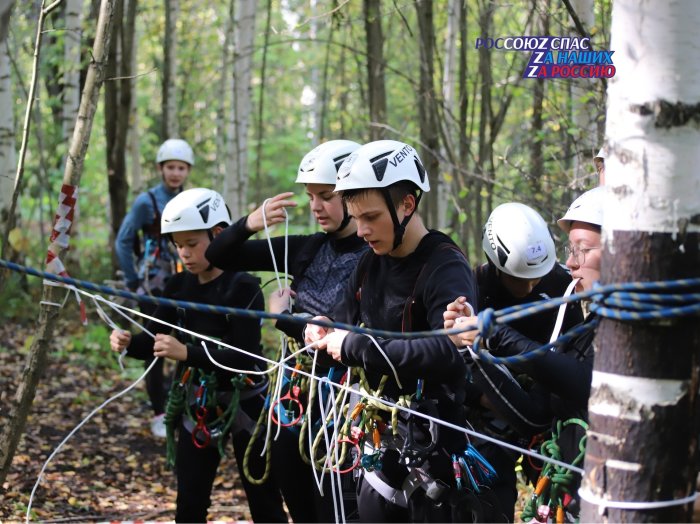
{"left": 341, "top": 180, "right": 419, "bottom": 208}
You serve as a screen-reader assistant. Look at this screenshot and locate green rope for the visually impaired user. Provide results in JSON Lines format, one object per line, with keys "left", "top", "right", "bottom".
{"left": 164, "top": 367, "right": 189, "bottom": 469}
{"left": 521, "top": 418, "right": 588, "bottom": 523}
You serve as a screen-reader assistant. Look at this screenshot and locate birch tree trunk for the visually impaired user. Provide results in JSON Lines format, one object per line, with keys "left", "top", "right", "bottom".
{"left": 0, "top": 0, "right": 15, "bottom": 225}
{"left": 0, "top": 0, "right": 116, "bottom": 486}
{"left": 161, "top": 0, "right": 178, "bottom": 138}
{"left": 62, "top": 0, "right": 83, "bottom": 140}
{"left": 580, "top": 1, "right": 700, "bottom": 521}
{"left": 224, "top": 0, "right": 255, "bottom": 218}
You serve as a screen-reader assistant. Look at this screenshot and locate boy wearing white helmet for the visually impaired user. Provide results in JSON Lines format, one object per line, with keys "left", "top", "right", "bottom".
{"left": 443, "top": 187, "right": 604, "bottom": 521}
{"left": 305, "top": 140, "right": 480, "bottom": 522}
{"left": 110, "top": 189, "right": 287, "bottom": 523}
{"left": 114, "top": 138, "right": 195, "bottom": 437}
{"left": 206, "top": 139, "right": 367, "bottom": 523}
{"left": 443, "top": 202, "right": 583, "bottom": 521}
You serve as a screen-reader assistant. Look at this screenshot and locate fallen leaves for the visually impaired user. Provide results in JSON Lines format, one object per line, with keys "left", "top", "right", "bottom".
{"left": 0, "top": 321, "right": 255, "bottom": 522}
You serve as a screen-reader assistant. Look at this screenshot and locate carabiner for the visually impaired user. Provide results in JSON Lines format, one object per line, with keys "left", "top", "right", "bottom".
{"left": 192, "top": 406, "right": 211, "bottom": 449}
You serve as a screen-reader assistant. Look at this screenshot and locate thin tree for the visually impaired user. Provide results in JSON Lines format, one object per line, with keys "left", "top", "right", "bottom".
{"left": 0, "top": 0, "right": 15, "bottom": 226}
{"left": 161, "top": 0, "right": 178, "bottom": 139}
{"left": 580, "top": 0, "right": 700, "bottom": 521}
{"left": 0, "top": 0, "right": 116, "bottom": 486}
{"left": 415, "top": 0, "right": 439, "bottom": 228}
{"left": 0, "top": 0, "right": 63, "bottom": 294}
{"left": 363, "top": 0, "right": 386, "bottom": 140}
{"left": 224, "top": 0, "right": 255, "bottom": 218}
{"left": 105, "top": 0, "right": 136, "bottom": 271}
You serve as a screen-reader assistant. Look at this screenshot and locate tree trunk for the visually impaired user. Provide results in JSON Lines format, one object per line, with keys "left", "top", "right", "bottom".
{"left": 0, "top": 1, "right": 15, "bottom": 227}
{"left": 62, "top": 0, "right": 83, "bottom": 140}
{"left": 529, "top": 0, "right": 547, "bottom": 203}
{"left": 126, "top": 0, "right": 141, "bottom": 193}
{"left": 62, "top": 0, "right": 84, "bottom": 271}
{"left": 161, "top": 0, "right": 178, "bottom": 139}
{"left": 438, "top": 0, "right": 459, "bottom": 232}
{"left": 580, "top": 1, "right": 700, "bottom": 521}
{"left": 456, "top": 0, "right": 471, "bottom": 256}
{"left": 0, "top": 0, "right": 116, "bottom": 487}
{"left": 105, "top": 0, "right": 134, "bottom": 273}
{"left": 363, "top": 0, "right": 386, "bottom": 140}
{"left": 569, "top": 0, "right": 597, "bottom": 188}
{"left": 415, "top": 0, "right": 439, "bottom": 229}
{"left": 224, "top": 0, "right": 255, "bottom": 218}
{"left": 474, "top": 0, "right": 493, "bottom": 247}
{"left": 253, "top": 0, "right": 272, "bottom": 204}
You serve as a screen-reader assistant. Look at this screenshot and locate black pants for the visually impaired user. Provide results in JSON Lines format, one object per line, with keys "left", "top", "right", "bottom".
{"left": 269, "top": 426, "right": 319, "bottom": 522}
{"left": 140, "top": 299, "right": 166, "bottom": 415}
{"left": 174, "top": 397, "right": 287, "bottom": 523}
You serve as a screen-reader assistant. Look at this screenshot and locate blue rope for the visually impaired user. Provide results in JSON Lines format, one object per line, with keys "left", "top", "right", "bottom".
{"left": 2, "top": 258, "right": 699, "bottom": 354}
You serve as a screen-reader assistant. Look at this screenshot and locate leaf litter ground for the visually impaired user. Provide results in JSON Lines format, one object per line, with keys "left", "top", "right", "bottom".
{"left": 0, "top": 321, "right": 257, "bottom": 523}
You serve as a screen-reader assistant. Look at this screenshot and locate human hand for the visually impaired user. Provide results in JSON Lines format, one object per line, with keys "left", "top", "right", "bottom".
{"left": 110, "top": 329, "right": 132, "bottom": 352}
{"left": 442, "top": 296, "right": 477, "bottom": 348}
{"left": 245, "top": 192, "right": 297, "bottom": 232}
{"left": 316, "top": 329, "right": 348, "bottom": 362}
{"left": 153, "top": 334, "right": 188, "bottom": 361}
{"left": 304, "top": 316, "right": 332, "bottom": 346}
{"left": 269, "top": 287, "right": 295, "bottom": 314}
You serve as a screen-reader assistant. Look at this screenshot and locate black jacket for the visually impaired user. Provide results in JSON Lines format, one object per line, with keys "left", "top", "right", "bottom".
{"left": 476, "top": 261, "right": 584, "bottom": 344}
{"left": 334, "top": 231, "right": 478, "bottom": 482}
{"left": 206, "top": 215, "right": 368, "bottom": 342}
{"left": 125, "top": 270, "right": 265, "bottom": 389}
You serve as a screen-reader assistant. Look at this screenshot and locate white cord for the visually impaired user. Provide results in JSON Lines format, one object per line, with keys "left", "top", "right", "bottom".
{"left": 362, "top": 333, "right": 402, "bottom": 390}
{"left": 26, "top": 357, "right": 159, "bottom": 523}
{"left": 549, "top": 278, "right": 580, "bottom": 344}
{"left": 578, "top": 487, "right": 698, "bottom": 512}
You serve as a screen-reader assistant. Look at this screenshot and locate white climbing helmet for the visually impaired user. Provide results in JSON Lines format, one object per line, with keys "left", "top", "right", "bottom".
{"left": 335, "top": 140, "right": 430, "bottom": 193}
{"left": 161, "top": 188, "right": 231, "bottom": 234}
{"left": 156, "top": 138, "right": 195, "bottom": 166}
{"left": 483, "top": 203, "right": 556, "bottom": 279}
{"left": 594, "top": 148, "right": 606, "bottom": 160}
{"left": 296, "top": 140, "right": 361, "bottom": 185}
{"left": 557, "top": 186, "right": 605, "bottom": 233}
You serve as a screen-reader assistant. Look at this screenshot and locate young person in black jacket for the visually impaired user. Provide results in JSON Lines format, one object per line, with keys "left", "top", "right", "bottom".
{"left": 305, "top": 140, "right": 481, "bottom": 522}
{"left": 462, "top": 202, "right": 584, "bottom": 521}
{"left": 205, "top": 140, "right": 368, "bottom": 522}
{"left": 110, "top": 189, "right": 286, "bottom": 523}
{"left": 444, "top": 187, "right": 605, "bottom": 522}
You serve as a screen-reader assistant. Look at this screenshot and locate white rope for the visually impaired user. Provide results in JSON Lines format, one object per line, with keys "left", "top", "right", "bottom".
{"left": 84, "top": 288, "right": 584, "bottom": 473}
{"left": 362, "top": 333, "right": 402, "bottom": 390}
{"left": 578, "top": 487, "right": 698, "bottom": 513}
{"left": 26, "top": 357, "right": 159, "bottom": 523}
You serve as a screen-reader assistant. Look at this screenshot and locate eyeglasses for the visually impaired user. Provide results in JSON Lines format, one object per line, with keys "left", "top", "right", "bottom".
{"left": 565, "top": 244, "right": 600, "bottom": 264}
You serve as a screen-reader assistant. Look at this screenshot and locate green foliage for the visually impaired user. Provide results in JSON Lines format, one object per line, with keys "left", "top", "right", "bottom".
{"left": 5, "top": 0, "right": 611, "bottom": 286}
{"left": 54, "top": 322, "right": 116, "bottom": 370}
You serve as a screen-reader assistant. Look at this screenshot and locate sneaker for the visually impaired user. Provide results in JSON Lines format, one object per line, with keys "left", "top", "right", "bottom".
{"left": 150, "top": 413, "right": 167, "bottom": 439}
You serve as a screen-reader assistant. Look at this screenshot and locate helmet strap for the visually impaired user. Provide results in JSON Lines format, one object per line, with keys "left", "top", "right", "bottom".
{"left": 380, "top": 188, "right": 423, "bottom": 251}
{"left": 334, "top": 201, "right": 352, "bottom": 234}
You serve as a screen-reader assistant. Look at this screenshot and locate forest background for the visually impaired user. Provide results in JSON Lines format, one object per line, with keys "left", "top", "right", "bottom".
{"left": 0, "top": 1, "right": 610, "bottom": 519}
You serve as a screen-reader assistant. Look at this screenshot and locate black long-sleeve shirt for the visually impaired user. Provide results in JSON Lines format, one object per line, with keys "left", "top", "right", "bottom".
{"left": 125, "top": 270, "right": 265, "bottom": 389}
{"left": 205, "top": 215, "right": 368, "bottom": 342}
{"left": 334, "top": 231, "right": 478, "bottom": 481}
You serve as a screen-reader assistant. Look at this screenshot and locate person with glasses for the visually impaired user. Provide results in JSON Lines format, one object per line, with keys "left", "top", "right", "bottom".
{"left": 443, "top": 187, "right": 604, "bottom": 522}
